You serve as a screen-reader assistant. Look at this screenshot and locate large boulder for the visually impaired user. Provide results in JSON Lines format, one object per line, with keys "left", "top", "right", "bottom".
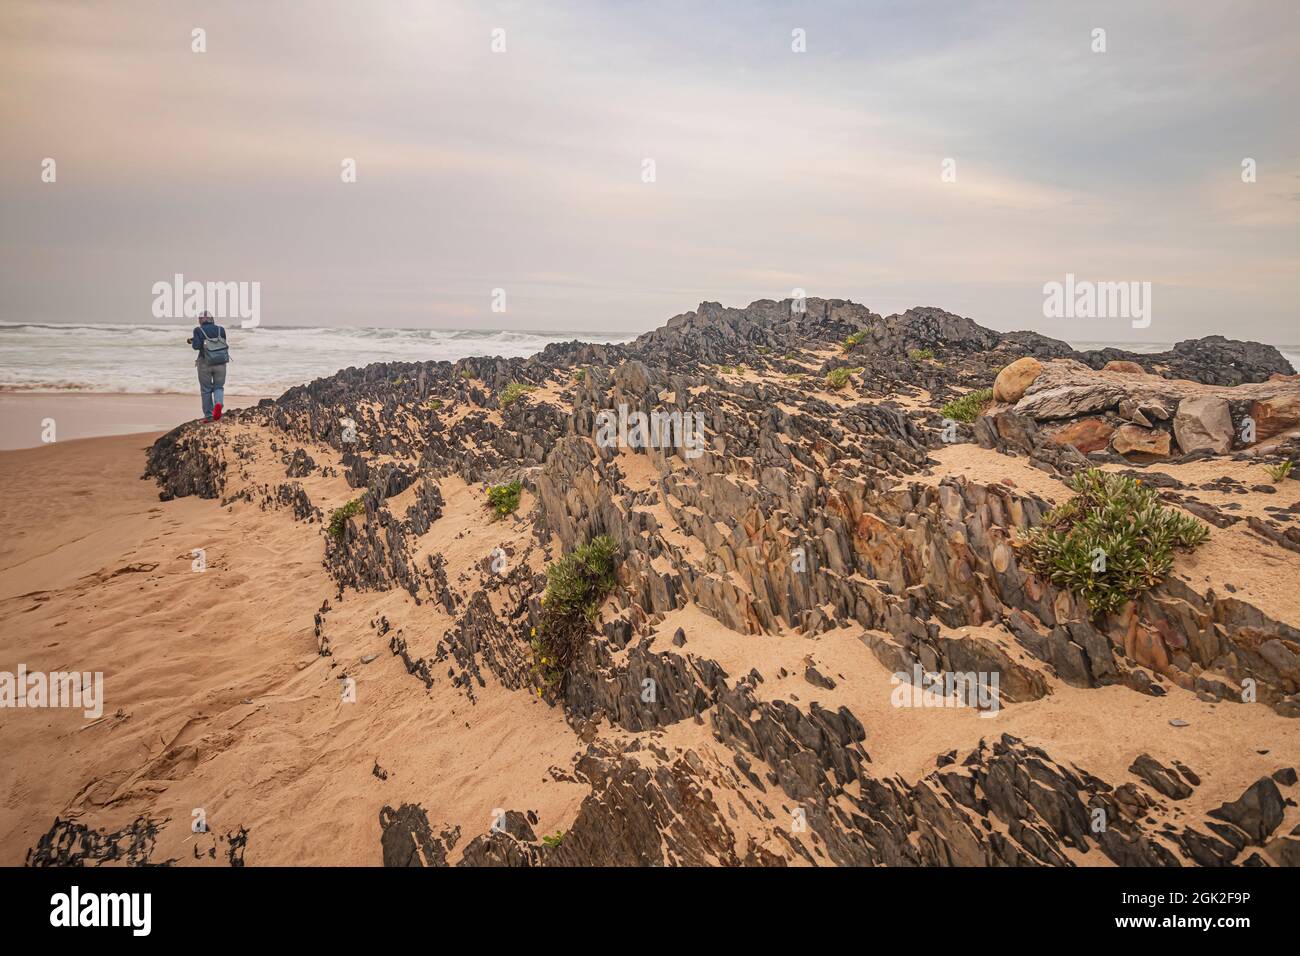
{"left": 1128, "top": 754, "right": 1194, "bottom": 800}
{"left": 993, "top": 357, "right": 1043, "bottom": 403}
{"left": 1249, "top": 394, "right": 1300, "bottom": 442}
{"left": 1046, "top": 417, "right": 1115, "bottom": 453}
{"left": 1208, "top": 777, "right": 1286, "bottom": 845}
{"left": 1013, "top": 360, "right": 1300, "bottom": 446}
{"left": 1112, "top": 424, "right": 1171, "bottom": 458}
{"left": 1016, "top": 383, "right": 1124, "bottom": 421}
{"left": 1173, "top": 396, "right": 1233, "bottom": 454}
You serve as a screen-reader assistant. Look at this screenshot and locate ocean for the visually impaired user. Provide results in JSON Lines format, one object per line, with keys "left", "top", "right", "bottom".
{"left": 0, "top": 323, "right": 639, "bottom": 397}
{"left": 0, "top": 324, "right": 1295, "bottom": 398}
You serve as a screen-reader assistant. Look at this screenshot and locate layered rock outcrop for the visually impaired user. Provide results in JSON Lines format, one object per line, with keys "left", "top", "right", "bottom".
{"left": 143, "top": 298, "right": 1300, "bottom": 867}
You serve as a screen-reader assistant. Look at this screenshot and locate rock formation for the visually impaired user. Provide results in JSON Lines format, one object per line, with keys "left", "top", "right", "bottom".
{"left": 136, "top": 298, "right": 1300, "bottom": 867}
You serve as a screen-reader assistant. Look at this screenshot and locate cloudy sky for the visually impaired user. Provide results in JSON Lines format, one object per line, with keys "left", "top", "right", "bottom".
{"left": 2, "top": 0, "right": 1297, "bottom": 343}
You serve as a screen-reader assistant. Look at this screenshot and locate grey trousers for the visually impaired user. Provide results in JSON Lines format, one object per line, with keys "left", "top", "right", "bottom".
{"left": 197, "top": 362, "right": 227, "bottom": 419}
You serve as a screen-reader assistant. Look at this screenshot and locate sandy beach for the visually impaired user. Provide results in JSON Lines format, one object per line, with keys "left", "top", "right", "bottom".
{"left": 0, "top": 429, "right": 586, "bottom": 865}
{"left": 0, "top": 393, "right": 274, "bottom": 450}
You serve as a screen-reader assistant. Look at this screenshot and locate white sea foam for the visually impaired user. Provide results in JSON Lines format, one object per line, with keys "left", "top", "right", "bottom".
{"left": 0, "top": 323, "right": 637, "bottom": 397}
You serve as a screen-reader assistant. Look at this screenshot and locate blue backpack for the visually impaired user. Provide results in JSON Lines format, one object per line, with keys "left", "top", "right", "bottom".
{"left": 199, "top": 325, "right": 230, "bottom": 365}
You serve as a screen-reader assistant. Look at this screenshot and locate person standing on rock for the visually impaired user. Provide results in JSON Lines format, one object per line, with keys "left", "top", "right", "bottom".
{"left": 189, "top": 310, "right": 231, "bottom": 421}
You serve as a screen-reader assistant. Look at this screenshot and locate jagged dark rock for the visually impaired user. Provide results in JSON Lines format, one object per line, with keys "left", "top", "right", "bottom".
{"left": 141, "top": 297, "right": 1300, "bottom": 867}
{"left": 1208, "top": 777, "right": 1286, "bottom": 845}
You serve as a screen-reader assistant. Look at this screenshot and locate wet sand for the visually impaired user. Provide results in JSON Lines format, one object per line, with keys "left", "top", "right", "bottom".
{"left": 0, "top": 392, "right": 274, "bottom": 450}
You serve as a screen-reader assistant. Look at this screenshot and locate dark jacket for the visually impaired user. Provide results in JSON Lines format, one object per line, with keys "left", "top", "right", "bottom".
{"left": 192, "top": 323, "right": 227, "bottom": 360}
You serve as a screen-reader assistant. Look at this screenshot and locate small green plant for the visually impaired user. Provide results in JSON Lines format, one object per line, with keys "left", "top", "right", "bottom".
{"left": 531, "top": 535, "right": 619, "bottom": 692}
{"left": 940, "top": 387, "right": 993, "bottom": 423}
{"left": 824, "top": 366, "right": 864, "bottom": 390}
{"left": 499, "top": 382, "right": 536, "bottom": 407}
{"left": 842, "top": 331, "right": 867, "bottom": 351}
{"left": 459, "top": 368, "right": 474, "bottom": 379}
{"left": 1265, "top": 460, "right": 1294, "bottom": 482}
{"left": 543, "top": 535, "right": 617, "bottom": 615}
{"left": 328, "top": 497, "right": 365, "bottom": 540}
{"left": 572, "top": 368, "right": 586, "bottom": 382}
{"left": 909, "top": 348, "right": 935, "bottom": 361}
{"left": 486, "top": 479, "right": 522, "bottom": 518}
{"left": 782, "top": 352, "right": 797, "bottom": 360}
{"left": 784, "top": 371, "right": 807, "bottom": 380}
{"left": 541, "top": 830, "right": 565, "bottom": 847}
{"left": 1018, "top": 469, "right": 1209, "bottom": 618}
{"left": 425, "top": 399, "right": 443, "bottom": 411}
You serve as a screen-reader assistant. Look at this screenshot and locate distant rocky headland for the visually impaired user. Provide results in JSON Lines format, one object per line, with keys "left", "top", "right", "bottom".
{"left": 53, "top": 298, "right": 1300, "bottom": 867}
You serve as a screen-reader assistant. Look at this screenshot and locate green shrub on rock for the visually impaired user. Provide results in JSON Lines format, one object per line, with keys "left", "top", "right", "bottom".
{"left": 486, "top": 479, "right": 522, "bottom": 518}
{"left": 1017, "top": 469, "right": 1209, "bottom": 618}
{"left": 842, "top": 331, "right": 867, "bottom": 351}
{"left": 328, "top": 497, "right": 365, "bottom": 540}
{"left": 543, "top": 534, "right": 617, "bottom": 615}
{"left": 531, "top": 535, "right": 619, "bottom": 692}
{"left": 825, "top": 366, "right": 864, "bottom": 390}
{"left": 499, "top": 382, "right": 536, "bottom": 407}
{"left": 940, "top": 388, "right": 993, "bottom": 422}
